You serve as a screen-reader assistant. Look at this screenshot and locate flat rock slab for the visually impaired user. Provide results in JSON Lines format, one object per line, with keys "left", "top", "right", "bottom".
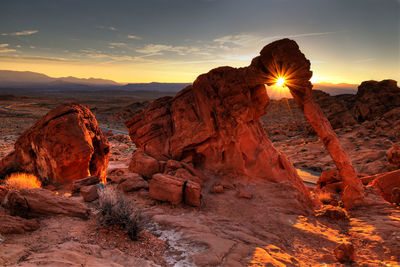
{"left": 5, "top": 188, "right": 90, "bottom": 219}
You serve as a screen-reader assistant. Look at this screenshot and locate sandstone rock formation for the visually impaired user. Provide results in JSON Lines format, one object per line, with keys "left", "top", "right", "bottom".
{"left": 4, "top": 188, "right": 90, "bottom": 218}
{"left": 0, "top": 103, "right": 110, "bottom": 184}
{"left": 354, "top": 80, "right": 400, "bottom": 122}
{"left": 126, "top": 39, "right": 365, "bottom": 209}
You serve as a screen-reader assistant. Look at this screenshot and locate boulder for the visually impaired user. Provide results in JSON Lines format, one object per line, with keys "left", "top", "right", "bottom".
{"left": 317, "top": 170, "right": 340, "bottom": 189}
{"left": 354, "top": 80, "right": 399, "bottom": 122}
{"left": 117, "top": 174, "right": 149, "bottom": 192}
{"left": 0, "top": 103, "right": 109, "bottom": 184}
{"left": 72, "top": 175, "right": 100, "bottom": 193}
{"left": 315, "top": 205, "right": 349, "bottom": 221}
{"left": 391, "top": 187, "right": 400, "bottom": 205}
{"left": 128, "top": 149, "right": 161, "bottom": 179}
{"left": 211, "top": 185, "right": 224, "bottom": 193}
{"left": 4, "top": 188, "right": 90, "bottom": 218}
{"left": 387, "top": 142, "right": 400, "bottom": 169}
{"left": 184, "top": 181, "right": 201, "bottom": 207}
{"left": 368, "top": 169, "right": 400, "bottom": 203}
{"left": 334, "top": 242, "right": 355, "bottom": 263}
{"left": 237, "top": 187, "right": 253, "bottom": 199}
{"left": 149, "top": 174, "right": 184, "bottom": 205}
{"left": 0, "top": 213, "right": 39, "bottom": 234}
{"left": 80, "top": 185, "right": 99, "bottom": 202}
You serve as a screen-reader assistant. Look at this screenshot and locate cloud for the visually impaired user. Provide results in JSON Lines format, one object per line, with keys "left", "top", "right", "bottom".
{"left": 0, "top": 44, "right": 9, "bottom": 48}
{"left": 136, "top": 44, "right": 200, "bottom": 56}
{"left": 224, "top": 54, "right": 258, "bottom": 61}
{"left": 0, "top": 48, "right": 16, "bottom": 53}
{"left": 260, "top": 31, "right": 338, "bottom": 42}
{"left": 1, "top": 30, "right": 38, "bottom": 36}
{"left": 0, "top": 55, "right": 68, "bottom": 61}
{"left": 127, "top": 35, "right": 142, "bottom": 40}
{"left": 97, "top": 26, "right": 117, "bottom": 31}
{"left": 108, "top": 42, "right": 127, "bottom": 47}
{"left": 79, "top": 49, "right": 154, "bottom": 63}
{"left": 214, "top": 34, "right": 259, "bottom": 47}
{"left": 354, "top": 58, "right": 375, "bottom": 63}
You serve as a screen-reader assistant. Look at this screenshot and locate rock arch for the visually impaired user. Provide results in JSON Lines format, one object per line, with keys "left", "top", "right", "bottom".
{"left": 126, "top": 39, "right": 364, "bottom": 209}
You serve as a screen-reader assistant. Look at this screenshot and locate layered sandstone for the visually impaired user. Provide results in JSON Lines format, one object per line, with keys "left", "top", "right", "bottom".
{"left": 126, "top": 39, "right": 366, "bottom": 208}
{"left": 0, "top": 103, "right": 109, "bottom": 184}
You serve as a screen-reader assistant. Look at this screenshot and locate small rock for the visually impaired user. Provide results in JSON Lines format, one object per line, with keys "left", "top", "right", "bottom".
{"left": 316, "top": 205, "right": 349, "bottom": 221}
{"left": 80, "top": 185, "right": 99, "bottom": 202}
{"left": 391, "top": 187, "right": 400, "bottom": 205}
{"left": 211, "top": 185, "right": 224, "bottom": 193}
{"left": 334, "top": 242, "right": 355, "bottom": 263}
{"left": 237, "top": 187, "right": 253, "bottom": 199}
{"left": 184, "top": 181, "right": 201, "bottom": 207}
{"left": 117, "top": 174, "right": 149, "bottom": 192}
{"left": 215, "top": 180, "right": 235, "bottom": 190}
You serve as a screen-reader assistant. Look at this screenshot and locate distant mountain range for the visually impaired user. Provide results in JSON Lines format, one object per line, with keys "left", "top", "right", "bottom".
{"left": 0, "top": 70, "right": 357, "bottom": 95}
{"left": 313, "top": 82, "right": 358, "bottom": 95}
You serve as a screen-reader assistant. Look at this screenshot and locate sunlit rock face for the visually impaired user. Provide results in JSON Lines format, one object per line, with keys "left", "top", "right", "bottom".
{"left": 126, "top": 39, "right": 312, "bottom": 201}
{"left": 0, "top": 103, "right": 109, "bottom": 184}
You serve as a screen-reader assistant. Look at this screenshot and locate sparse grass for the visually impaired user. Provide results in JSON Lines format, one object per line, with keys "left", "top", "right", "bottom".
{"left": 316, "top": 190, "right": 332, "bottom": 204}
{"left": 97, "top": 186, "right": 147, "bottom": 241}
{"left": 4, "top": 172, "right": 41, "bottom": 189}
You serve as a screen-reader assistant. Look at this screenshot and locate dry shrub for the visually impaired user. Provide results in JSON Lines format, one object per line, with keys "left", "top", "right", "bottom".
{"left": 97, "top": 186, "right": 147, "bottom": 240}
{"left": 5, "top": 173, "right": 41, "bottom": 189}
{"left": 316, "top": 190, "right": 332, "bottom": 204}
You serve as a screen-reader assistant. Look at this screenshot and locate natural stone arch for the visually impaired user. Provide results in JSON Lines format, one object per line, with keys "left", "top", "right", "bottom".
{"left": 126, "top": 38, "right": 364, "bottom": 209}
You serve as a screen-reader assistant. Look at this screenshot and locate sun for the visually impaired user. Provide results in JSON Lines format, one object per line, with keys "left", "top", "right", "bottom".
{"left": 276, "top": 77, "right": 285, "bottom": 87}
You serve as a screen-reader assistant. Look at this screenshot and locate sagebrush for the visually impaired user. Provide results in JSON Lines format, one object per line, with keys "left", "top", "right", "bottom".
{"left": 97, "top": 186, "right": 147, "bottom": 240}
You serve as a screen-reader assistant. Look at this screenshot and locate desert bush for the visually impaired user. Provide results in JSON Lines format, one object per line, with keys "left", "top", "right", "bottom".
{"left": 4, "top": 173, "right": 41, "bottom": 190}
{"left": 97, "top": 186, "right": 147, "bottom": 240}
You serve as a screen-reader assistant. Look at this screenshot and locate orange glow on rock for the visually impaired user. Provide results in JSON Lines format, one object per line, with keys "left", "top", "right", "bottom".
{"left": 5, "top": 173, "right": 41, "bottom": 189}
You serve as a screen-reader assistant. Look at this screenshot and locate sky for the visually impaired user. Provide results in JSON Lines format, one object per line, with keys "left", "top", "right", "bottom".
{"left": 0, "top": 0, "right": 399, "bottom": 84}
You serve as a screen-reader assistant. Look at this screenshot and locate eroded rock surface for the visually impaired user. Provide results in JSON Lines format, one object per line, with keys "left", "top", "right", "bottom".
{"left": 126, "top": 39, "right": 318, "bottom": 206}
{"left": 4, "top": 188, "right": 90, "bottom": 218}
{"left": 0, "top": 103, "right": 110, "bottom": 184}
{"left": 126, "top": 38, "right": 366, "bottom": 209}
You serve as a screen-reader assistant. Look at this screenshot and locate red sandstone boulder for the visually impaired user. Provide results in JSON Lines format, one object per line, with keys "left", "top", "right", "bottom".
{"left": 149, "top": 173, "right": 201, "bottom": 206}
{"left": 128, "top": 149, "right": 161, "bottom": 178}
{"left": 149, "top": 174, "right": 184, "bottom": 205}
{"left": 4, "top": 188, "right": 90, "bottom": 218}
{"left": 117, "top": 173, "right": 149, "bottom": 192}
{"left": 334, "top": 242, "right": 355, "bottom": 263}
{"left": 80, "top": 185, "right": 99, "bottom": 202}
{"left": 72, "top": 175, "right": 100, "bottom": 193}
{"left": 354, "top": 80, "right": 399, "bottom": 122}
{"left": 368, "top": 169, "right": 400, "bottom": 203}
{"left": 387, "top": 142, "right": 400, "bottom": 169}
{"left": 211, "top": 185, "right": 224, "bottom": 194}
{"left": 0, "top": 212, "right": 39, "bottom": 234}
{"left": 317, "top": 170, "right": 340, "bottom": 189}
{"left": 0, "top": 103, "right": 109, "bottom": 184}
{"left": 184, "top": 181, "right": 201, "bottom": 207}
